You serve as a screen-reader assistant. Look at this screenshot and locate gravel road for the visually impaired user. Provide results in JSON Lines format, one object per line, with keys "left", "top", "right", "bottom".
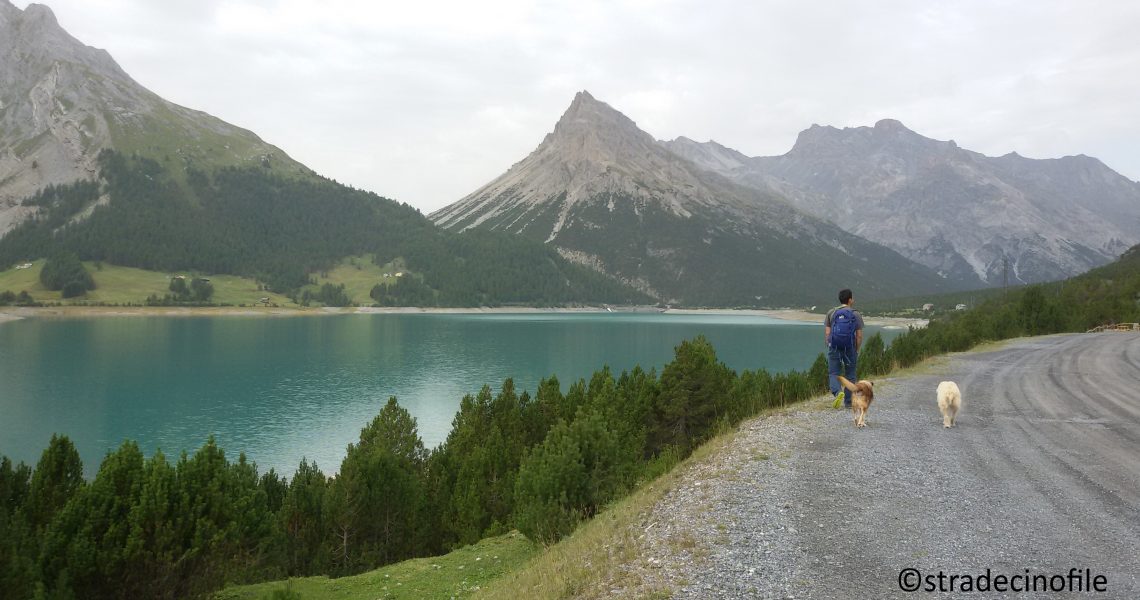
{"left": 617, "top": 334, "right": 1140, "bottom": 599}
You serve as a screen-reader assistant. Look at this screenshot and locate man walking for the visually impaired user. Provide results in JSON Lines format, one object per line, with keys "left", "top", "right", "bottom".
{"left": 825, "top": 288, "right": 863, "bottom": 408}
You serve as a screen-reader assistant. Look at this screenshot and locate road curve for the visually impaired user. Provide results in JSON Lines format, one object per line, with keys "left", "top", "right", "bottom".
{"left": 622, "top": 334, "right": 1140, "bottom": 599}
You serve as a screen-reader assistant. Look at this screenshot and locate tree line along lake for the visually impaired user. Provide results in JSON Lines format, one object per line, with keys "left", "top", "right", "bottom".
{"left": 0, "top": 312, "right": 903, "bottom": 477}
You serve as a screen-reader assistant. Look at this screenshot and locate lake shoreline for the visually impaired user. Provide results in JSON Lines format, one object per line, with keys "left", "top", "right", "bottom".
{"left": 0, "top": 305, "right": 926, "bottom": 328}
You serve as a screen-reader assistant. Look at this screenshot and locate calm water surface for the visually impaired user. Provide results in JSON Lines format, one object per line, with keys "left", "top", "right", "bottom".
{"left": 0, "top": 313, "right": 900, "bottom": 476}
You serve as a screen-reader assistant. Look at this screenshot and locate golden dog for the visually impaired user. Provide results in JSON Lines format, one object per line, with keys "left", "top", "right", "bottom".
{"left": 837, "top": 375, "right": 874, "bottom": 428}
{"left": 937, "top": 381, "right": 961, "bottom": 428}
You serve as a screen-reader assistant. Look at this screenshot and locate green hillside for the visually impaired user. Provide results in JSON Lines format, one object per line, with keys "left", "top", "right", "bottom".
{"left": 853, "top": 285, "right": 1010, "bottom": 318}
{"left": 546, "top": 194, "right": 954, "bottom": 306}
{"left": 105, "top": 102, "right": 312, "bottom": 182}
{"left": 959, "top": 243, "right": 1140, "bottom": 333}
{"left": 0, "top": 151, "right": 647, "bottom": 307}
{"left": 853, "top": 244, "right": 1140, "bottom": 371}
{"left": 841, "top": 243, "right": 1140, "bottom": 322}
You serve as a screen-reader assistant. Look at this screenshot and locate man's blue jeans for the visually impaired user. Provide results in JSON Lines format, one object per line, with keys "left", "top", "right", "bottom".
{"left": 828, "top": 344, "right": 857, "bottom": 407}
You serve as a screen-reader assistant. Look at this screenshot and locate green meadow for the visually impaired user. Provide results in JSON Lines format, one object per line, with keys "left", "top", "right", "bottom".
{"left": 0, "top": 255, "right": 419, "bottom": 307}
{"left": 302, "top": 255, "right": 405, "bottom": 305}
{"left": 0, "top": 260, "right": 294, "bottom": 306}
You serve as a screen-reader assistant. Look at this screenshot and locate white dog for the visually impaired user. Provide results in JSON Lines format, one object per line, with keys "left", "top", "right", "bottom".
{"left": 937, "top": 381, "right": 961, "bottom": 428}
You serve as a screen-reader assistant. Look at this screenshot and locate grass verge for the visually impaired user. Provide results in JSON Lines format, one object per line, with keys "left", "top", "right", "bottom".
{"left": 215, "top": 532, "right": 539, "bottom": 600}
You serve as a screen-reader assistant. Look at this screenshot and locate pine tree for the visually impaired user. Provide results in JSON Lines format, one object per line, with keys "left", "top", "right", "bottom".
{"left": 651, "top": 336, "right": 734, "bottom": 455}
{"left": 325, "top": 398, "right": 429, "bottom": 573}
{"left": 514, "top": 408, "right": 622, "bottom": 543}
{"left": 278, "top": 459, "right": 328, "bottom": 575}
{"left": 26, "top": 435, "right": 85, "bottom": 530}
{"left": 122, "top": 450, "right": 178, "bottom": 599}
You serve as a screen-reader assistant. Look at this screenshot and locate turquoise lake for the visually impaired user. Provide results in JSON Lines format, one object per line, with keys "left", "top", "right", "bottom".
{"left": 0, "top": 313, "right": 901, "bottom": 477}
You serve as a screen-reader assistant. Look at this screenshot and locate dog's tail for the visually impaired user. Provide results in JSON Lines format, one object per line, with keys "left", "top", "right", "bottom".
{"left": 836, "top": 375, "right": 857, "bottom": 392}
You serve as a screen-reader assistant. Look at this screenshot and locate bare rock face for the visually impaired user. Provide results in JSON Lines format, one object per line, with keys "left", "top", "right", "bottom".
{"left": 433, "top": 91, "right": 829, "bottom": 241}
{"left": 668, "top": 121, "right": 1140, "bottom": 285}
{"left": 432, "top": 92, "right": 952, "bottom": 305}
{"left": 1, "top": 1, "right": 111, "bottom": 232}
{"left": 436, "top": 92, "right": 727, "bottom": 238}
{"left": 0, "top": 0, "right": 301, "bottom": 236}
{"left": 661, "top": 136, "right": 749, "bottom": 176}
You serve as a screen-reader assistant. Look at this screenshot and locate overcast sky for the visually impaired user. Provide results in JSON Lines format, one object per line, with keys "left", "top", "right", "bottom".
{"left": 15, "top": 0, "right": 1140, "bottom": 213}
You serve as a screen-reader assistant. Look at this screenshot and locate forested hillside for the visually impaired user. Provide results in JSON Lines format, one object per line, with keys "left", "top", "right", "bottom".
{"left": 0, "top": 151, "right": 646, "bottom": 306}
{"left": 859, "top": 244, "right": 1140, "bottom": 371}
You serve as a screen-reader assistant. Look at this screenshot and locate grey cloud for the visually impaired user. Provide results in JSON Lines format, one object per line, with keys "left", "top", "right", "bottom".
{"left": 15, "top": 0, "right": 1140, "bottom": 212}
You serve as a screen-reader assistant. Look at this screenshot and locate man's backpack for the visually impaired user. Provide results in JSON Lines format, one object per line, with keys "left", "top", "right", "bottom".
{"left": 829, "top": 307, "right": 857, "bottom": 350}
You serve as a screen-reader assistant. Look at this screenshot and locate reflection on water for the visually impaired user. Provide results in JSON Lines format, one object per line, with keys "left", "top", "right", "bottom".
{"left": 0, "top": 313, "right": 897, "bottom": 477}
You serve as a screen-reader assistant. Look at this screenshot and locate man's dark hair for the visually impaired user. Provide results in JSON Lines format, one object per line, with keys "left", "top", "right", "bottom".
{"left": 838, "top": 289, "right": 853, "bottom": 305}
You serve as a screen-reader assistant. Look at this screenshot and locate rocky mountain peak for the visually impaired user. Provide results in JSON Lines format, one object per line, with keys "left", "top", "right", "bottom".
{"left": 787, "top": 123, "right": 841, "bottom": 154}
{"left": 558, "top": 90, "right": 623, "bottom": 125}
{"left": 873, "top": 118, "right": 911, "bottom": 133}
{"left": 433, "top": 93, "right": 952, "bottom": 304}
{"left": 0, "top": 0, "right": 128, "bottom": 83}
{"left": 718, "top": 118, "right": 1140, "bottom": 285}
{"left": 0, "top": 0, "right": 303, "bottom": 237}
{"left": 0, "top": 0, "right": 19, "bottom": 19}
{"left": 546, "top": 90, "right": 653, "bottom": 155}
{"left": 20, "top": 3, "right": 58, "bottom": 27}
{"left": 786, "top": 119, "right": 952, "bottom": 160}
{"left": 433, "top": 91, "right": 775, "bottom": 241}
{"left": 4, "top": 3, "right": 65, "bottom": 44}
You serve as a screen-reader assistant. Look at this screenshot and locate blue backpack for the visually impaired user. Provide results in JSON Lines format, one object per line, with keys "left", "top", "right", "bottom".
{"left": 829, "top": 307, "right": 857, "bottom": 350}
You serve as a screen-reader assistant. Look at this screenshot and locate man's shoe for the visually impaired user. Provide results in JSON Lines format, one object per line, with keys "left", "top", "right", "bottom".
{"left": 832, "top": 390, "right": 845, "bottom": 409}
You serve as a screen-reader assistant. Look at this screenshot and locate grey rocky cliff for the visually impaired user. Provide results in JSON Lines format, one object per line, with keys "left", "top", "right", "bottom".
{"left": 0, "top": 0, "right": 301, "bottom": 237}
{"left": 432, "top": 91, "right": 786, "bottom": 240}
{"left": 432, "top": 91, "right": 866, "bottom": 247}
{"left": 668, "top": 120, "right": 1140, "bottom": 285}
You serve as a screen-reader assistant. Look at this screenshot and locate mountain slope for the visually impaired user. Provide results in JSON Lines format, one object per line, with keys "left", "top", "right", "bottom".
{"left": 0, "top": 4, "right": 645, "bottom": 306}
{"left": 432, "top": 92, "right": 955, "bottom": 306}
{"left": 0, "top": 151, "right": 647, "bottom": 305}
{"left": 0, "top": 0, "right": 306, "bottom": 236}
{"left": 665, "top": 121, "right": 1140, "bottom": 285}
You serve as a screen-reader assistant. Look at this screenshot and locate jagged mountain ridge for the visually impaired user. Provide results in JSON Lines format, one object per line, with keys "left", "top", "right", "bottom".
{"left": 0, "top": 0, "right": 304, "bottom": 236}
{"left": 432, "top": 92, "right": 955, "bottom": 306}
{"left": 664, "top": 120, "right": 1140, "bottom": 285}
